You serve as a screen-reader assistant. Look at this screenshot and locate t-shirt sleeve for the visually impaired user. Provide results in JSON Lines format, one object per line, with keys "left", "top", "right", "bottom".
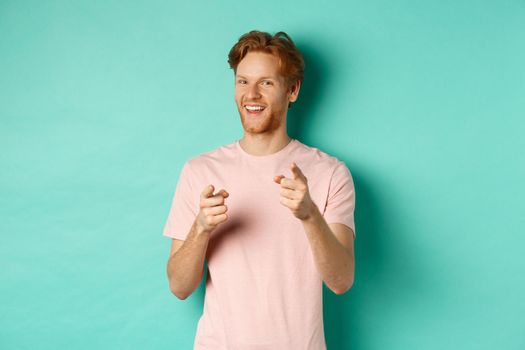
{"left": 162, "top": 161, "right": 198, "bottom": 240}
{"left": 322, "top": 160, "right": 356, "bottom": 238}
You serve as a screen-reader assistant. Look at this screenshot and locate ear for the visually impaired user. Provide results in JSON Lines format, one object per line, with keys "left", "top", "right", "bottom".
{"left": 288, "top": 80, "right": 301, "bottom": 103}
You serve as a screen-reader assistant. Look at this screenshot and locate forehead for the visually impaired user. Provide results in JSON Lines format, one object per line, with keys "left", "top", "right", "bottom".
{"left": 236, "top": 51, "right": 283, "bottom": 79}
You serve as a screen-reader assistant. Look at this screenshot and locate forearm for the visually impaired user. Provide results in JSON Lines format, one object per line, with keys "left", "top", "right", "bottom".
{"left": 301, "top": 205, "right": 354, "bottom": 294}
{"left": 166, "top": 221, "right": 210, "bottom": 299}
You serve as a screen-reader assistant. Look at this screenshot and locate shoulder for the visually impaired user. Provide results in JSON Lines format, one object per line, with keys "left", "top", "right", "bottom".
{"left": 184, "top": 140, "right": 238, "bottom": 171}
{"left": 293, "top": 139, "right": 349, "bottom": 173}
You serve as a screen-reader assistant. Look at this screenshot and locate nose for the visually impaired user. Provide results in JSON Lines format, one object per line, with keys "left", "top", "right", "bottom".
{"left": 246, "top": 83, "right": 261, "bottom": 99}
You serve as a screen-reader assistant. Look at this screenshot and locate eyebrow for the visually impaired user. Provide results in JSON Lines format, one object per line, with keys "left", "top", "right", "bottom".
{"left": 236, "top": 75, "right": 277, "bottom": 80}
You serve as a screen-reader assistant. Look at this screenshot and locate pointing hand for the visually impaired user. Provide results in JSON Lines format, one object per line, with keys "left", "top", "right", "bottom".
{"left": 196, "top": 184, "right": 229, "bottom": 234}
{"left": 274, "top": 162, "right": 316, "bottom": 221}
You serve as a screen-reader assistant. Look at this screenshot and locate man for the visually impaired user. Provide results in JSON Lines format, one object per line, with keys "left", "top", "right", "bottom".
{"left": 163, "top": 30, "right": 356, "bottom": 350}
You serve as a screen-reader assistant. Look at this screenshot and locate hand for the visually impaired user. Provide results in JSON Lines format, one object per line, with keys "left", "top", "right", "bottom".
{"left": 195, "top": 184, "right": 229, "bottom": 234}
{"left": 274, "top": 162, "right": 316, "bottom": 221}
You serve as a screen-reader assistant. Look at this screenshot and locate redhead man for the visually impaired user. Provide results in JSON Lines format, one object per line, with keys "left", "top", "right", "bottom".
{"left": 163, "top": 30, "right": 356, "bottom": 350}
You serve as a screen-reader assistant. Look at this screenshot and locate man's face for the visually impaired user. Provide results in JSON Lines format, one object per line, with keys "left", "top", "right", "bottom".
{"left": 234, "top": 51, "right": 299, "bottom": 135}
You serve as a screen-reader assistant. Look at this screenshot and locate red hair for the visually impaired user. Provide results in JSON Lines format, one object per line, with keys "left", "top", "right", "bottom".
{"left": 228, "top": 30, "right": 305, "bottom": 89}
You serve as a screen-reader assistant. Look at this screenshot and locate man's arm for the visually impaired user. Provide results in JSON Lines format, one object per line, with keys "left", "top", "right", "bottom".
{"left": 166, "top": 222, "right": 211, "bottom": 300}
{"left": 166, "top": 184, "right": 229, "bottom": 300}
{"left": 274, "top": 162, "right": 355, "bottom": 295}
{"left": 301, "top": 205, "right": 355, "bottom": 295}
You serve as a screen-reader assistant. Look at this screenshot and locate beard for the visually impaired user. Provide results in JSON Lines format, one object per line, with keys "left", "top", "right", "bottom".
{"left": 237, "top": 105, "right": 286, "bottom": 134}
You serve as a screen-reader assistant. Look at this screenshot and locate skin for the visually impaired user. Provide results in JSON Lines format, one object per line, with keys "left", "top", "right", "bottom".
{"left": 167, "top": 51, "right": 355, "bottom": 299}
{"left": 234, "top": 51, "right": 300, "bottom": 156}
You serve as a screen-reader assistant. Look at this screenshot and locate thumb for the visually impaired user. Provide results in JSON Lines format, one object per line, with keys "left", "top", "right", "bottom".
{"left": 217, "top": 189, "right": 230, "bottom": 198}
{"left": 201, "top": 184, "right": 215, "bottom": 199}
{"left": 274, "top": 175, "right": 284, "bottom": 184}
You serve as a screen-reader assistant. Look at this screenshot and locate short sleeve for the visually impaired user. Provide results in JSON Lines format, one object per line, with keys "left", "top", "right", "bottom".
{"left": 162, "top": 161, "right": 198, "bottom": 240}
{"left": 322, "top": 161, "right": 356, "bottom": 238}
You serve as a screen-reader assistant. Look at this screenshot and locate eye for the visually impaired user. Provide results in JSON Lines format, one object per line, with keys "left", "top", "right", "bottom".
{"left": 261, "top": 80, "right": 273, "bottom": 86}
{"left": 237, "top": 79, "right": 247, "bottom": 85}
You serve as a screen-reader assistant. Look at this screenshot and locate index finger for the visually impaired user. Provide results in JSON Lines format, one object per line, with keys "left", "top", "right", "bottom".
{"left": 290, "top": 162, "right": 306, "bottom": 181}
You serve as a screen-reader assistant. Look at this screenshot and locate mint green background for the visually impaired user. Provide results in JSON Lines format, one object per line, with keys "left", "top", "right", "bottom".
{"left": 1, "top": 1, "right": 524, "bottom": 349}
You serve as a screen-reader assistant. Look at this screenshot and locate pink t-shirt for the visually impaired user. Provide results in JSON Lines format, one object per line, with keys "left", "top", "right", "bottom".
{"left": 163, "top": 138, "right": 356, "bottom": 350}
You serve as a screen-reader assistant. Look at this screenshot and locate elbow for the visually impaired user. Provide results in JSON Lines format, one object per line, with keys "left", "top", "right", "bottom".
{"left": 333, "top": 283, "right": 352, "bottom": 295}
{"left": 167, "top": 266, "right": 191, "bottom": 300}
{"left": 175, "top": 293, "right": 189, "bottom": 301}
{"left": 169, "top": 283, "right": 190, "bottom": 300}
{"left": 167, "top": 268, "right": 201, "bottom": 300}
{"left": 333, "top": 277, "right": 354, "bottom": 296}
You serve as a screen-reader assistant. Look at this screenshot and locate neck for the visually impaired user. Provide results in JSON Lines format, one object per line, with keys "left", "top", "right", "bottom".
{"left": 239, "top": 131, "right": 292, "bottom": 156}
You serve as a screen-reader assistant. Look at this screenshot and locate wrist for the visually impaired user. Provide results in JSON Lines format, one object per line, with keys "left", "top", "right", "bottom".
{"left": 302, "top": 203, "right": 321, "bottom": 223}
{"left": 194, "top": 221, "right": 212, "bottom": 236}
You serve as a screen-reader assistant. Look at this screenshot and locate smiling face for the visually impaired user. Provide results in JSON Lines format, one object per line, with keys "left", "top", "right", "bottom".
{"left": 234, "top": 51, "right": 300, "bottom": 135}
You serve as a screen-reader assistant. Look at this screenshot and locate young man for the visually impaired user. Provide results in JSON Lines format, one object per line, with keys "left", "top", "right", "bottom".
{"left": 164, "top": 30, "right": 356, "bottom": 350}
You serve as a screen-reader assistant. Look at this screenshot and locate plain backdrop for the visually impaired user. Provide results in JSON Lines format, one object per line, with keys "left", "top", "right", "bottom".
{"left": 1, "top": 1, "right": 524, "bottom": 349}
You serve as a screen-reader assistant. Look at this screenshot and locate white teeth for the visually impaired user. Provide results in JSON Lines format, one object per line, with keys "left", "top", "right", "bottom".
{"left": 245, "top": 105, "right": 265, "bottom": 111}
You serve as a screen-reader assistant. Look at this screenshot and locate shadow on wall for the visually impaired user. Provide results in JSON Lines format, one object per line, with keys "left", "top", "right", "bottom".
{"left": 286, "top": 40, "right": 329, "bottom": 140}
{"left": 323, "top": 169, "right": 379, "bottom": 350}
{"left": 288, "top": 40, "right": 424, "bottom": 350}
{"left": 287, "top": 40, "right": 376, "bottom": 349}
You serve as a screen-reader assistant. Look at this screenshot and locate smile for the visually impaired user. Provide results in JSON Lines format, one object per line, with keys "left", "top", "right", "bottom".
{"left": 244, "top": 104, "right": 266, "bottom": 112}
{"left": 244, "top": 104, "right": 266, "bottom": 116}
